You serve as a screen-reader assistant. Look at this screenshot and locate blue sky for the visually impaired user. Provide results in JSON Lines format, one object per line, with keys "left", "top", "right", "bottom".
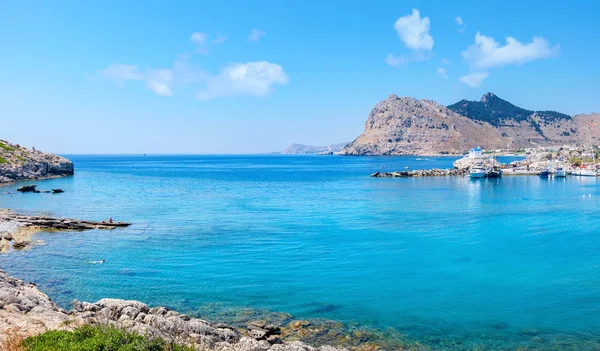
{"left": 1, "top": 0, "right": 599, "bottom": 154}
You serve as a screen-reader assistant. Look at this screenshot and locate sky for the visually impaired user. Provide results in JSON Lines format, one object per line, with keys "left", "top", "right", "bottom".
{"left": 1, "top": 0, "right": 599, "bottom": 154}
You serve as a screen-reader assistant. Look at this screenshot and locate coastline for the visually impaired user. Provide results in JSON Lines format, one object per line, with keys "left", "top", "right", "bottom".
{"left": 0, "top": 212, "right": 407, "bottom": 351}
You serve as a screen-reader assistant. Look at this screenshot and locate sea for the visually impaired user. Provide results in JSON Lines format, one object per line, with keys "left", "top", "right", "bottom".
{"left": 1, "top": 155, "right": 600, "bottom": 350}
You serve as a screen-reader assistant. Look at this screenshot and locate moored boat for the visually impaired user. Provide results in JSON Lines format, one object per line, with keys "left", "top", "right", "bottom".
{"left": 469, "top": 164, "right": 487, "bottom": 178}
{"left": 572, "top": 168, "right": 597, "bottom": 177}
{"left": 486, "top": 166, "right": 502, "bottom": 178}
{"left": 553, "top": 168, "right": 567, "bottom": 177}
{"left": 539, "top": 168, "right": 550, "bottom": 178}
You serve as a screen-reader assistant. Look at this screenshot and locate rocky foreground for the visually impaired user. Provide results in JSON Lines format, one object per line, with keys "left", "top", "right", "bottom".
{"left": 0, "top": 267, "right": 349, "bottom": 351}
{"left": 0, "top": 140, "right": 73, "bottom": 184}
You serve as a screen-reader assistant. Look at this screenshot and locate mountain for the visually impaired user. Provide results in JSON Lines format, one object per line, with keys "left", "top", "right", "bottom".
{"left": 340, "top": 95, "right": 509, "bottom": 156}
{"left": 0, "top": 140, "right": 73, "bottom": 183}
{"left": 341, "top": 93, "right": 600, "bottom": 156}
{"left": 282, "top": 142, "right": 349, "bottom": 154}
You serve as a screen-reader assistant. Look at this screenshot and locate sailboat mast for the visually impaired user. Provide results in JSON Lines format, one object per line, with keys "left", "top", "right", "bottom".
{"left": 586, "top": 126, "right": 596, "bottom": 165}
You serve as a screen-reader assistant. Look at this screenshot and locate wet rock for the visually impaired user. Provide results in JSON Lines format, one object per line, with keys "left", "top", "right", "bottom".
{"left": 2, "top": 233, "right": 13, "bottom": 241}
{"left": 17, "top": 185, "right": 37, "bottom": 192}
{"left": 51, "top": 189, "right": 64, "bottom": 193}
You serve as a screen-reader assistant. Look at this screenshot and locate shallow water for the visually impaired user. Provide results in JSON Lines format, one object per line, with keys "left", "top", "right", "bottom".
{"left": 1, "top": 155, "right": 600, "bottom": 349}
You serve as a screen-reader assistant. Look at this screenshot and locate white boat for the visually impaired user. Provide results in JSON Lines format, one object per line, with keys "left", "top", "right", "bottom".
{"left": 469, "top": 164, "right": 487, "bottom": 178}
{"left": 572, "top": 168, "right": 597, "bottom": 177}
{"left": 553, "top": 168, "right": 567, "bottom": 177}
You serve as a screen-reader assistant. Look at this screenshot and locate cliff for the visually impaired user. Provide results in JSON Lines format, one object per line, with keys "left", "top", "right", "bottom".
{"left": 341, "top": 93, "right": 600, "bottom": 156}
{"left": 340, "top": 95, "right": 509, "bottom": 155}
{"left": 0, "top": 140, "right": 73, "bottom": 184}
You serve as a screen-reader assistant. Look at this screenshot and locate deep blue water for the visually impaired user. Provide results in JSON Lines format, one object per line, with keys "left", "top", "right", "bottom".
{"left": 2, "top": 155, "right": 600, "bottom": 349}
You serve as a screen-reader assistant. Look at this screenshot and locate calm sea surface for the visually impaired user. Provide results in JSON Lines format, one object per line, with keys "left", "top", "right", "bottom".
{"left": 2, "top": 155, "right": 600, "bottom": 349}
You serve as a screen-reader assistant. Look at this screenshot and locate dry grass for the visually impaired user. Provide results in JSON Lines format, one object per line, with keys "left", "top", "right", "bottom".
{"left": 0, "top": 327, "right": 28, "bottom": 351}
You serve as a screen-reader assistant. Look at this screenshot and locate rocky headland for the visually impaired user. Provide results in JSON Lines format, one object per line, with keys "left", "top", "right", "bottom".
{"left": 0, "top": 140, "right": 73, "bottom": 184}
{"left": 341, "top": 93, "right": 600, "bottom": 156}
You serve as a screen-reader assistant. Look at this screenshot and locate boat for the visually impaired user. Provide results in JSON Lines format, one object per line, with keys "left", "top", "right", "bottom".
{"left": 572, "top": 168, "right": 597, "bottom": 177}
{"left": 486, "top": 166, "right": 502, "bottom": 178}
{"left": 539, "top": 168, "right": 551, "bottom": 178}
{"left": 469, "top": 164, "right": 487, "bottom": 178}
{"left": 553, "top": 168, "right": 567, "bottom": 177}
{"left": 572, "top": 127, "right": 599, "bottom": 177}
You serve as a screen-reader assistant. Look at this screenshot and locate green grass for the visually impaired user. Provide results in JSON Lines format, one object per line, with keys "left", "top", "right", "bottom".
{"left": 0, "top": 157, "right": 8, "bottom": 164}
{"left": 0, "top": 141, "right": 14, "bottom": 152}
{"left": 22, "top": 325, "right": 196, "bottom": 351}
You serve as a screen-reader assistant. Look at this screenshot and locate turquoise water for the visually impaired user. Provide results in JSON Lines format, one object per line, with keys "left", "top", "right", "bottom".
{"left": 2, "top": 155, "right": 600, "bottom": 349}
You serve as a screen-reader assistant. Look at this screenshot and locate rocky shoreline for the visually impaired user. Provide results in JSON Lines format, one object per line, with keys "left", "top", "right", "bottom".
{"left": 0, "top": 209, "right": 131, "bottom": 252}
{"left": 0, "top": 267, "right": 354, "bottom": 351}
{"left": 0, "top": 211, "right": 393, "bottom": 351}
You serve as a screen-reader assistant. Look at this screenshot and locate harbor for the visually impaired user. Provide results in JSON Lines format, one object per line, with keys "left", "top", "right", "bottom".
{"left": 371, "top": 146, "right": 600, "bottom": 178}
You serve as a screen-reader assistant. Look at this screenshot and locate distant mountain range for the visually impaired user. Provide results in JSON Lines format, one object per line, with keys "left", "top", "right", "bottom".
{"left": 341, "top": 93, "right": 600, "bottom": 156}
{"left": 282, "top": 142, "right": 349, "bottom": 154}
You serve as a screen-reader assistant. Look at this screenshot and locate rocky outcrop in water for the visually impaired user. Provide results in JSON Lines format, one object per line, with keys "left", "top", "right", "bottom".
{"left": 452, "top": 157, "right": 500, "bottom": 170}
{"left": 0, "top": 140, "right": 73, "bottom": 184}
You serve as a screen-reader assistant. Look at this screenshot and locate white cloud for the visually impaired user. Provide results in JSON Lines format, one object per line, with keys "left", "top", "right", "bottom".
{"left": 459, "top": 72, "right": 489, "bottom": 87}
{"left": 393, "top": 9, "right": 434, "bottom": 51}
{"left": 190, "top": 32, "right": 208, "bottom": 45}
{"left": 197, "top": 61, "right": 288, "bottom": 100}
{"left": 247, "top": 29, "right": 266, "bottom": 43}
{"left": 437, "top": 67, "right": 449, "bottom": 79}
{"left": 145, "top": 69, "right": 174, "bottom": 96}
{"left": 99, "top": 57, "right": 207, "bottom": 97}
{"left": 455, "top": 16, "right": 467, "bottom": 33}
{"left": 385, "top": 54, "right": 405, "bottom": 66}
{"left": 441, "top": 58, "right": 451, "bottom": 65}
{"left": 462, "top": 32, "right": 558, "bottom": 69}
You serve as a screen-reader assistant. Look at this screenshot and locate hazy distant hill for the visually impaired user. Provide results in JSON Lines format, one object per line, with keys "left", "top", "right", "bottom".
{"left": 282, "top": 142, "right": 349, "bottom": 154}
{"left": 340, "top": 93, "right": 600, "bottom": 156}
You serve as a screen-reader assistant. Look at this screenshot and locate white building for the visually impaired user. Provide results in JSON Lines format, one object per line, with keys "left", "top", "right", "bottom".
{"left": 469, "top": 146, "right": 482, "bottom": 158}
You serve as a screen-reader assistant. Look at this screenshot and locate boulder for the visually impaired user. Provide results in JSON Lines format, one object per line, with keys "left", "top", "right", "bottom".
{"left": 453, "top": 157, "right": 499, "bottom": 170}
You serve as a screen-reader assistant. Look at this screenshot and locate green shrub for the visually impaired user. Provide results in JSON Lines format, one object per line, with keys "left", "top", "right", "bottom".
{"left": 22, "top": 325, "right": 195, "bottom": 351}
{"left": 0, "top": 157, "right": 8, "bottom": 164}
{"left": 0, "top": 141, "right": 14, "bottom": 152}
{"left": 570, "top": 157, "right": 583, "bottom": 167}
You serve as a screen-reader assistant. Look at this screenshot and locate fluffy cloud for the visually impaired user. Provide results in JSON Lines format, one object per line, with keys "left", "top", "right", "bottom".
{"left": 459, "top": 72, "right": 489, "bottom": 87}
{"left": 462, "top": 32, "right": 558, "bottom": 69}
{"left": 441, "top": 58, "right": 451, "bottom": 65}
{"left": 455, "top": 16, "right": 467, "bottom": 33}
{"left": 247, "top": 29, "right": 266, "bottom": 43}
{"left": 393, "top": 9, "right": 434, "bottom": 51}
{"left": 436, "top": 67, "right": 449, "bottom": 79}
{"left": 197, "top": 61, "right": 288, "bottom": 100}
{"left": 145, "top": 69, "right": 174, "bottom": 96}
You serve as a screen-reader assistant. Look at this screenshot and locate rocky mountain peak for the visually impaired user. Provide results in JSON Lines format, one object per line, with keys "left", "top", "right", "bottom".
{"left": 480, "top": 92, "right": 496, "bottom": 103}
